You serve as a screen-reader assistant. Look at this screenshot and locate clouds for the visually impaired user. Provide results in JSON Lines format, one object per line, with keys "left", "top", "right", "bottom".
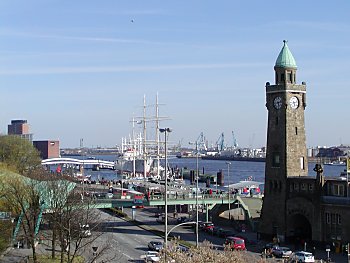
{"left": 0, "top": 1, "right": 349, "bottom": 148}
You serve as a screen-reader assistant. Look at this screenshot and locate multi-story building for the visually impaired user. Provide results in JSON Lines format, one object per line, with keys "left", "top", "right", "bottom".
{"left": 7, "top": 119, "right": 33, "bottom": 141}
{"left": 33, "top": 140, "right": 60, "bottom": 159}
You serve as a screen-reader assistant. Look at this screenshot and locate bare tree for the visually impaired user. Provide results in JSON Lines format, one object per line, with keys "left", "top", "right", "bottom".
{"left": 45, "top": 179, "right": 119, "bottom": 263}
{"left": 160, "top": 240, "right": 266, "bottom": 263}
{"left": 0, "top": 168, "right": 45, "bottom": 263}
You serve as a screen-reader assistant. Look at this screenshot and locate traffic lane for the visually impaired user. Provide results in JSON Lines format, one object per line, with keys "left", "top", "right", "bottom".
{"left": 124, "top": 207, "right": 263, "bottom": 254}
{"left": 123, "top": 207, "right": 226, "bottom": 249}
{"left": 97, "top": 209, "right": 163, "bottom": 263}
{"left": 115, "top": 208, "right": 263, "bottom": 261}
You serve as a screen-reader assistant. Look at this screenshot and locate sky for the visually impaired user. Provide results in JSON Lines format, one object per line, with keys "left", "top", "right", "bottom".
{"left": 0, "top": 1, "right": 349, "bottom": 149}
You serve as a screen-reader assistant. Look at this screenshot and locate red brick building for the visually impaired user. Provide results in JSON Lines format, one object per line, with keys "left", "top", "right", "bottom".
{"left": 33, "top": 140, "right": 60, "bottom": 159}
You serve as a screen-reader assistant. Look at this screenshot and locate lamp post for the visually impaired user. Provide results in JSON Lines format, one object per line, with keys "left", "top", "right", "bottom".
{"left": 226, "top": 161, "right": 231, "bottom": 220}
{"left": 189, "top": 141, "right": 199, "bottom": 248}
{"left": 159, "top": 128, "right": 171, "bottom": 250}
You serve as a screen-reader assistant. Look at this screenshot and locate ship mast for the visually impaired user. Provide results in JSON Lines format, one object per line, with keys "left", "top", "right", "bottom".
{"left": 143, "top": 95, "right": 147, "bottom": 179}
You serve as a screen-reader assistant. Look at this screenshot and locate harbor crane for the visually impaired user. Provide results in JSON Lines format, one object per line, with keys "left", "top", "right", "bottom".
{"left": 197, "top": 132, "right": 207, "bottom": 152}
{"left": 216, "top": 132, "right": 225, "bottom": 152}
{"left": 232, "top": 131, "right": 238, "bottom": 148}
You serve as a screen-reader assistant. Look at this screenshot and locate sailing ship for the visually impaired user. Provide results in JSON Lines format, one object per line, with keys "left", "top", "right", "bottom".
{"left": 115, "top": 94, "right": 168, "bottom": 179}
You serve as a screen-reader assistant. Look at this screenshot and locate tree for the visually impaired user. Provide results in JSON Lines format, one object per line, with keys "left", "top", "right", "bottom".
{"left": 0, "top": 135, "right": 41, "bottom": 175}
{"left": 0, "top": 168, "right": 44, "bottom": 263}
{"left": 160, "top": 240, "right": 266, "bottom": 263}
{"left": 44, "top": 179, "right": 119, "bottom": 263}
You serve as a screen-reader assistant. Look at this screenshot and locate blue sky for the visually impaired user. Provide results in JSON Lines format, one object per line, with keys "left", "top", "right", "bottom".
{"left": 0, "top": 1, "right": 349, "bottom": 149}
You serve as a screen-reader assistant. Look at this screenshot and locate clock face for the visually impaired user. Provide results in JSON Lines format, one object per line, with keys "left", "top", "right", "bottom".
{"left": 289, "top": 96, "right": 299, "bottom": 109}
{"left": 273, "top": 96, "right": 282, "bottom": 109}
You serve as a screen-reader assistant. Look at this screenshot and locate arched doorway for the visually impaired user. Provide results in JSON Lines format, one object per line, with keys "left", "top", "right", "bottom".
{"left": 287, "top": 214, "right": 312, "bottom": 246}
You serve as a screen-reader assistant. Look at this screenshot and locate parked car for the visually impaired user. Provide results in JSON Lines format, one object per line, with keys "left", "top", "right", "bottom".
{"left": 177, "top": 244, "right": 189, "bottom": 252}
{"left": 144, "top": 251, "right": 160, "bottom": 262}
{"left": 290, "top": 251, "right": 315, "bottom": 262}
{"left": 225, "top": 236, "right": 246, "bottom": 250}
{"left": 271, "top": 246, "right": 293, "bottom": 258}
{"left": 203, "top": 223, "right": 215, "bottom": 232}
{"left": 199, "top": 221, "right": 210, "bottom": 229}
{"left": 148, "top": 241, "right": 163, "bottom": 251}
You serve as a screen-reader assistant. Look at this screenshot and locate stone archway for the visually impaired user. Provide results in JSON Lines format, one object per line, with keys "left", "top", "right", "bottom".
{"left": 289, "top": 214, "right": 312, "bottom": 239}
{"left": 287, "top": 213, "right": 312, "bottom": 248}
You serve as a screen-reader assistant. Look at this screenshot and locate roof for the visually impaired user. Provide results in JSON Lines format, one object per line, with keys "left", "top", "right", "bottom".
{"left": 275, "top": 40, "right": 297, "bottom": 69}
{"left": 225, "top": 180, "right": 263, "bottom": 189}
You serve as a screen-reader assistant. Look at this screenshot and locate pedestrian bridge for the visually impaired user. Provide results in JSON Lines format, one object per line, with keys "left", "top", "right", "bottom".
{"left": 41, "top": 157, "right": 115, "bottom": 170}
{"left": 91, "top": 194, "right": 262, "bottom": 224}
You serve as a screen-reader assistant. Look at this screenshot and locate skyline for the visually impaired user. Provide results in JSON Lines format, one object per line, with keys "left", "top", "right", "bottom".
{"left": 1, "top": 1, "right": 349, "bottom": 148}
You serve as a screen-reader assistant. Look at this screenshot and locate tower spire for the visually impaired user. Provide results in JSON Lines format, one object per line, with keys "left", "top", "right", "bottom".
{"left": 275, "top": 40, "right": 297, "bottom": 69}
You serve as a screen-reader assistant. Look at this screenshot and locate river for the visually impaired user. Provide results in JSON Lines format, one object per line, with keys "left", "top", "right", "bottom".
{"left": 67, "top": 155, "right": 346, "bottom": 188}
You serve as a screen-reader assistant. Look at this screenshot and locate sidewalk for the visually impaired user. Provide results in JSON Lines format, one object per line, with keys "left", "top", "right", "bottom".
{"left": 0, "top": 242, "right": 50, "bottom": 263}
{"left": 0, "top": 247, "right": 30, "bottom": 263}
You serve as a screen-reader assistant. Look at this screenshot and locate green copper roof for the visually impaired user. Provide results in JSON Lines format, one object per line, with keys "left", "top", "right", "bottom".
{"left": 275, "top": 40, "right": 297, "bottom": 69}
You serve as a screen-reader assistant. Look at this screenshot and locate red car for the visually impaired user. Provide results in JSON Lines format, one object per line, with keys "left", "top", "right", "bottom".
{"left": 203, "top": 223, "right": 215, "bottom": 232}
{"left": 225, "top": 236, "right": 246, "bottom": 250}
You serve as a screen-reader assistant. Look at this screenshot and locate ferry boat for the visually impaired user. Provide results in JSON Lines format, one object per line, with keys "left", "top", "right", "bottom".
{"left": 324, "top": 159, "right": 346, "bottom": 166}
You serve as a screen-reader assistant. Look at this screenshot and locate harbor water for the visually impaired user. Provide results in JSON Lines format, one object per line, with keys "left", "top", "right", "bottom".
{"left": 67, "top": 155, "right": 347, "bottom": 189}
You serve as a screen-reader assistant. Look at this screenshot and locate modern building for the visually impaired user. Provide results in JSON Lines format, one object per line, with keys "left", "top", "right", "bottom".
{"left": 259, "top": 41, "right": 350, "bottom": 250}
{"left": 7, "top": 119, "right": 33, "bottom": 141}
{"left": 33, "top": 140, "right": 60, "bottom": 159}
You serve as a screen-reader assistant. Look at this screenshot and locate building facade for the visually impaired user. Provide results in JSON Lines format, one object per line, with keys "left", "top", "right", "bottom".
{"left": 7, "top": 119, "right": 33, "bottom": 141}
{"left": 33, "top": 140, "right": 60, "bottom": 159}
{"left": 259, "top": 41, "right": 350, "bottom": 249}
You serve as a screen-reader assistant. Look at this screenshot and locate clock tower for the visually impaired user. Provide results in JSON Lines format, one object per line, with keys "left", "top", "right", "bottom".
{"left": 259, "top": 40, "right": 308, "bottom": 239}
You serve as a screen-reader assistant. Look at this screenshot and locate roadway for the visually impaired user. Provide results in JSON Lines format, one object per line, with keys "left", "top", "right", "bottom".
{"left": 96, "top": 209, "right": 164, "bottom": 263}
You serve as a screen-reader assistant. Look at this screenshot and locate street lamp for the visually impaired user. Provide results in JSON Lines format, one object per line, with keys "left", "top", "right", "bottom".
{"left": 189, "top": 141, "right": 199, "bottom": 248}
{"left": 226, "top": 161, "right": 231, "bottom": 220}
{"left": 159, "top": 128, "right": 171, "bottom": 250}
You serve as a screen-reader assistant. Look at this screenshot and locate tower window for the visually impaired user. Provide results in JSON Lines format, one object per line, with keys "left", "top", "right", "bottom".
{"left": 281, "top": 73, "right": 285, "bottom": 81}
{"left": 300, "top": 157, "right": 305, "bottom": 170}
{"left": 332, "top": 184, "right": 344, "bottom": 196}
{"left": 272, "top": 152, "right": 280, "bottom": 167}
{"left": 276, "top": 117, "right": 279, "bottom": 125}
{"left": 337, "top": 214, "right": 341, "bottom": 225}
{"left": 295, "top": 127, "right": 298, "bottom": 135}
{"left": 289, "top": 73, "right": 292, "bottom": 82}
{"left": 294, "top": 183, "right": 299, "bottom": 191}
{"left": 325, "top": 213, "right": 330, "bottom": 224}
{"left": 308, "top": 183, "right": 314, "bottom": 191}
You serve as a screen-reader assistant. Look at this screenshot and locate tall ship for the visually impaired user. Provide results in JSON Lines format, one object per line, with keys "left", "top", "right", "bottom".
{"left": 115, "top": 95, "right": 168, "bottom": 179}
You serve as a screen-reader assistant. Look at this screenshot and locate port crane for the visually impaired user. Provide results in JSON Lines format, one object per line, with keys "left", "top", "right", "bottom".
{"left": 216, "top": 132, "right": 225, "bottom": 153}
{"left": 232, "top": 131, "right": 238, "bottom": 148}
{"left": 196, "top": 132, "right": 207, "bottom": 152}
